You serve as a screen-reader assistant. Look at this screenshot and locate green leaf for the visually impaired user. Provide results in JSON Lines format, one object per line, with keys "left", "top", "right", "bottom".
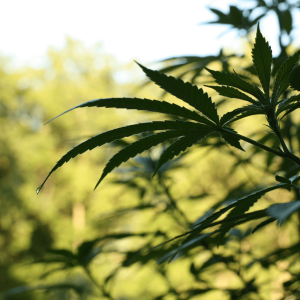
{"left": 275, "top": 175, "right": 291, "bottom": 184}
{"left": 252, "top": 217, "right": 276, "bottom": 233}
{"left": 289, "top": 65, "right": 300, "bottom": 91}
{"left": 205, "top": 85, "right": 259, "bottom": 105}
{"left": 136, "top": 62, "right": 220, "bottom": 124}
{"left": 157, "top": 233, "right": 213, "bottom": 264}
{"left": 276, "top": 94, "right": 300, "bottom": 116}
{"left": 267, "top": 201, "right": 300, "bottom": 225}
{"left": 218, "top": 184, "right": 288, "bottom": 238}
{"left": 272, "top": 50, "right": 300, "bottom": 105}
{"left": 220, "top": 105, "right": 264, "bottom": 126}
{"left": 205, "top": 67, "right": 266, "bottom": 104}
{"left": 219, "top": 129, "right": 244, "bottom": 151}
{"left": 252, "top": 24, "right": 272, "bottom": 99}
{"left": 95, "top": 129, "right": 204, "bottom": 189}
{"left": 45, "top": 97, "right": 216, "bottom": 127}
{"left": 38, "top": 121, "right": 212, "bottom": 192}
{"left": 280, "top": 102, "right": 300, "bottom": 119}
{"left": 153, "top": 130, "right": 214, "bottom": 177}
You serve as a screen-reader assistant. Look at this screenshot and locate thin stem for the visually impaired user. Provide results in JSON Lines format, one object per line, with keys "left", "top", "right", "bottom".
{"left": 222, "top": 128, "right": 300, "bottom": 167}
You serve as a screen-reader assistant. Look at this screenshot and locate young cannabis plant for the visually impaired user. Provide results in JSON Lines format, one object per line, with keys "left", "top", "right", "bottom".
{"left": 38, "top": 25, "right": 300, "bottom": 261}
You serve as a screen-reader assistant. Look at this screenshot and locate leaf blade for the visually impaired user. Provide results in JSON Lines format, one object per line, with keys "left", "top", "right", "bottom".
{"left": 252, "top": 24, "right": 272, "bottom": 99}
{"left": 153, "top": 130, "right": 214, "bottom": 176}
{"left": 95, "top": 129, "right": 204, "bottom": 188}
{"left": 45, "top": 97, "right": 216, "bottom": 126}
{"left": 38, "top": 121, "right": 213, "bottom": 192}
{"left": 136, "top": 62, "right": 220, "bottom": 124}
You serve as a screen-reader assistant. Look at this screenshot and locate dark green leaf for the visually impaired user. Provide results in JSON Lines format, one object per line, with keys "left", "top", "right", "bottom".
{"left": 205, "top": 85, "right": 259, "bottom": 104}
{"left": 218, "top": 184, "right": 288, "bottom": 238}
{"left": 220, "top": 105, "right": 264, "bottom": 126}
{"left": 153, "top": 130, "right": 214, "bottom": 176}
{"left": 252, "top": 24, "right": 272, "bottom": 99}
{"left": 136, "top": 62, "right": 220, "bottom": 124}
{"left": 157, "top": 233, "right": 213, "bottom": 264}
{"left": 95, "top": 129, "right": 207, "bottom": 188}
{"left": 205, "top": 67, "right": 266, "bottom": 103}
{"left": 272, "top": 50, "right": 300, "bottom": 105}
{"left": 219, "top": 129, "right": 245, "bottom": 151}
{"left": 275, "top": 175, "right": 291, "bottom": 184}
{"left": 252, "top": 217, "right": 276, "bottom": 233}
{"left": 289, "top": 65, "right": 300, "bottom": 91}
{"left": 38, "top": 121, "right": 213, "bottom": 192}
{"left": 267, "top": 201, "right": 300, "bottom": 225}
{"left": 276, "top": 94, "right": 300, "bottom": 116}
{"left": 46, "top": 97, "right": 215, "bottom": 126}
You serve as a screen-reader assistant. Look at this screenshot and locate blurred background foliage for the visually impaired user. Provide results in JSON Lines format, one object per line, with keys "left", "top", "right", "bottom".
{"left": 1, "top": 0, "right": 300, "bottom": 299}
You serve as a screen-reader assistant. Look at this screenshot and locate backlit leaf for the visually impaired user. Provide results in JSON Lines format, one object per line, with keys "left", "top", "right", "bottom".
{"left": 45, "top": 97, "right": 216, "bottom": 127}
{"left": 153, "top": 130, "right": 214, "bottom": 176}
{"left": 205, "top": 85, "right": 259, "bottom": 105}
{"left": 136, "top": 62, "right": 220, "bottom": 124}
{"left": 205, "top": 67, "right": 266, "bottom": 104}
{"left": 38, "top": 121, "right": 212, "bottom": 192}
{"left": 252, "top": 24, "right": 272, "bottom": 99}
{"left": 272, "top": 50, "right": 300, "bottom": 105}
{"left": 95, "top": 129, "right": 205, "bottom": 189}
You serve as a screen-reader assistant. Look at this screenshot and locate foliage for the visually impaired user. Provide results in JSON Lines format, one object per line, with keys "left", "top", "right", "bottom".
{"left": 2, "top": 1, "right": 300, "bottom": 299}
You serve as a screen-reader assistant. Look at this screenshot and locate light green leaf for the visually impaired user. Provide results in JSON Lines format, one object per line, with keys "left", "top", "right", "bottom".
{"left": 38, "top": 121, "right": 212, "bottom": 193}
{"left": 272, "top": 50, "right": 300, "bottom": 105}
{"left": 45, "top": 97, "right": 216, "bottom": 127}
{"left": 153, "top": 130, "right": 214, "bottom": 177}
{"left": 205, "top": 85, "right": 259, "bottom": 105}
{"left": 252, "top": 24, "right": 272, "bottom": 99}
{"left": 95, "top": 130, "right": 203, "bottom": 189}
{"left": 136, "top": 62, "right": 220, "bottom": 124}
{"left": 205, "top": 67, "right": 266, "bottom": 104}
{"left": 267, "top": 201, "right": 300, "bottom": 225}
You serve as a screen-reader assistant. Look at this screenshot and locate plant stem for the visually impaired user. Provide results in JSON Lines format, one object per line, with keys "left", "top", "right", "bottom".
{"left": 222, "top": 128, "right": 300, "bottom": 167}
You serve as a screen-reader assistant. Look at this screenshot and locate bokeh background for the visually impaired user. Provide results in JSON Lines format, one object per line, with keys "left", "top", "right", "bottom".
{"left": 1, "top": 0, "right": 300, "bottom": 299}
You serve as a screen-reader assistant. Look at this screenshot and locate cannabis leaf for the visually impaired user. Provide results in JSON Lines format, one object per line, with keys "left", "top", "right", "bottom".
{"left": 252, "top": 23, "right": 272, "bottom": 100}
{"left": 136, "top": 62, "right": 220, "bottom": 124}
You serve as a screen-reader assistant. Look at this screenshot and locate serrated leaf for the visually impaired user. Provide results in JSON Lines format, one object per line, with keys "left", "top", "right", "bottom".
{"left": 205, "top": 85, "right": 259, "bottom": 105}
{"left": 289, "top": 65, "right": 300, "bottom": 91}
{"left": 252, "top": 24, "right": 272, "bottom": 99}
{"left": 95, "top": 129, "right": 205, "bottom": 189}
{"left": 252, "top": 217, "right": 276, "bottom": 233}
{"left": 218, "top": 184, "right": 288, "bottom": 239}
{"left": 267, "top": 201, "right": 300, "bottom": 225}
{"left": 281, "top": 102, "right": 300, "bottom": 119}
{"left": 38, "top": 121, "right": 212, "bottom": 192}
{"left": 205, "top": 67, "right": 266, "bottom": 104}
{"left": 220, "top": 105, "right": 264, "bottom": 126}
{"left": 45, "top": 97, "right": 215, "bottom": 127}
{"left": 276, "top": 94, "right": 300, "bottom": 116}
{"left": 136, "top": 62, "right": 220, "bottom": 124}
{"left": 153, "top": 130, "right": 214, "bottom": 176}
{"left": 219, "top": 129, "right": 244, "bottom": 151}
{"left": 272, "top": 50, "right": 300, "bottom": 105}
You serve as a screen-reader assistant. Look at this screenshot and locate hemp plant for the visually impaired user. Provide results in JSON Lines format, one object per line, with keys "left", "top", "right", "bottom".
{"left": 38, "top": 25, "right": 300, "bottom": 263}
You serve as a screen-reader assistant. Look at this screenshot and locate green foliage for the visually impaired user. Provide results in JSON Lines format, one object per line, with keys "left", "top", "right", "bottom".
{"left": 4, "top": 1, "right": 300, "bottom": 299}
